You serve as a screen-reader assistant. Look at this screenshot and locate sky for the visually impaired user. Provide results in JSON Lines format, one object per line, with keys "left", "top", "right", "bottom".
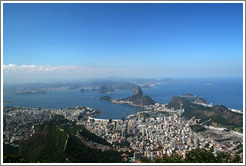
{"left": 3, "top": 3, "right": 244, "bottom": 84}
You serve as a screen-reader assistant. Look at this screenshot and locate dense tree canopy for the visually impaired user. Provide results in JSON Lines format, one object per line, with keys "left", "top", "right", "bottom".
{"left": 142, "top": 148, "right": 241, "bottom": 163}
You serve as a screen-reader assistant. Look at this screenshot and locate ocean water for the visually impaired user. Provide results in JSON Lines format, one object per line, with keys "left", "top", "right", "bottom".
{"left": 3, "top": 77, "right": 243, "bottom": 119}
{"left": 144, "top": 77, "right": 243, "bottom": 110}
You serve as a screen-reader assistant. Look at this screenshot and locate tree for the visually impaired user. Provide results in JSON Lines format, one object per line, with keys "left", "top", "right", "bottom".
{"left": 141, "top": 157, "right": 152, "bottom": 163}
{"left": 143, "top": 148, "right": 242, "bottom": 163}
{"left": 153, "top": 151, "right": 182, "bottom": 163}
{"left": 3, "top": 155, "right": 26, "bottom": 163}
{"left": 229, "top": 154, "right": 241, "bottom": 163}
{"left": 169, "top": 151, "right": 182, "bottom": 163}
{"left": 184, "top": 149, "right": 217, "bottom": 163}
{"left": 216, "top": 151, "right": 231, "bottom": 163}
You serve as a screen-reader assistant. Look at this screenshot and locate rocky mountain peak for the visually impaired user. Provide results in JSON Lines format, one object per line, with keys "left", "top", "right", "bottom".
{"left": 133, "top": 86, "right": 143, "bottom": 95}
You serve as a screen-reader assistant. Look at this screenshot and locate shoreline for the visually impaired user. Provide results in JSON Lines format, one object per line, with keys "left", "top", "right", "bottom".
{"left": 230, "top": 108, "right": 243, "bottom": 114}
{"left": 88, "top": 116, "right": 122, "bottom": 121}
{"left": 149, "top": 82, "right": 164, "bottom": 87}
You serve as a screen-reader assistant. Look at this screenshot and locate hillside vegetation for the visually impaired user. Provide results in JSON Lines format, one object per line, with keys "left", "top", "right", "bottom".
{"left": 167, "top": 96, "right": 243, "bottom": 131}
{"left": 4, "top": 116, "right": 123, "bottom": 163}
{"left": 121, "top": 94, "right": 155, "bottom": 105}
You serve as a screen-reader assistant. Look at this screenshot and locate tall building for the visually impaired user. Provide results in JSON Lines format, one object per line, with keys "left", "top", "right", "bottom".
{"left": 128, "top": 126, "right": 134, "bottom": 135}
{"left": 194, "top": 138, "right": 199, "bottom": 149}
{"left": 121, "top": 128, "right": 125, "bottom": 136}
{"left": 187, "top": 137, "right": 193, "bottom": 148}
{"left": 159, "top": 124, "right": 163, "bottom": 130}
{"left": 142, "top": 128, "right": 145, "bottom": 136}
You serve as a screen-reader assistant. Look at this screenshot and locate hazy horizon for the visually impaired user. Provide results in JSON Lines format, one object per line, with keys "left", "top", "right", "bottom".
{"left": 3, "top": 64, "right": 243, "bottom": 85}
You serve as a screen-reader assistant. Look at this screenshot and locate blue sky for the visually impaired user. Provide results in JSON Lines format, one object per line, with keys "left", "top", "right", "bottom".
{"left": 3, "top": 3, "right": 244, "bottom": 83}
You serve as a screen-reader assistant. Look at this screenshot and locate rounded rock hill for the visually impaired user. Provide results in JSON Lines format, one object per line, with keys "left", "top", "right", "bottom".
{"left": 133, "top": 86, "right": 143, "bottom": 95}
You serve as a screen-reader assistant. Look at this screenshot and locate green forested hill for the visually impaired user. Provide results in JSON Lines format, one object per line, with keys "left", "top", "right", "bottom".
{"left": 167, "top": 96, "right": 243, "bottom": 131}
{"left": 4, "top": 118, "right": 123, "bottom": 163}
{"left": 21, "top": 122, "right": 67, "bottom": 162}
{"left": 121, "top": 94, "right": 155, "bottom": 105}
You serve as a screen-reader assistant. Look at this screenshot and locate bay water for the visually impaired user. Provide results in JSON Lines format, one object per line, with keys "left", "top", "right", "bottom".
{"left": 3, "top": 77, "right": 243, "bottom": 119}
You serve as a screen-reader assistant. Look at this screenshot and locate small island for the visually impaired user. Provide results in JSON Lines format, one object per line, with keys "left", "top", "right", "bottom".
{"left": 100, "top": 96, "right": 113, "bottom": 102}
{"left": 3, "top": 101, "right": 11, "bottom": 104}
{"left": 182, "top": 94, "right": 195, "bottom": 98}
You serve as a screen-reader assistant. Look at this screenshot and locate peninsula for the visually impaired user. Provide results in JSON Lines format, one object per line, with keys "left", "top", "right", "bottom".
{"left": 100, "top": 86, "right": 155, "bottom": 106}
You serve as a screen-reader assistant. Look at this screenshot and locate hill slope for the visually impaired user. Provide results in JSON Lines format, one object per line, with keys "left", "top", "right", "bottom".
{"left": 21, "top": 122, "right": 67, "bottom": 162}
{"left": 167, "top": 96, "right": 243, "bottom": 131}
{"left": 121, "top": 94, "right": 155, "bottom": 105}
{"left": 120, "top": 86, "right": 155, "bottom": 105}
{"left": 4, "top": 118, "right": 123, "bottom": 163}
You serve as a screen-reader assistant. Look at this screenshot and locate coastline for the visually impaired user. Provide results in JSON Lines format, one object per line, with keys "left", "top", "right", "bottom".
{"left": 88, "top": 116, "right": 122, "bottom": 121}
{"left": 149, "top": 82, "right": 164, "bottom": 87}
{"left": 193, "top": 102, "right": 243, "bottom": 114}
{"left": 4, "top": 78, "right": 243, "bottom": 115}
{"left": 230, "top": 108, "right": 243, "bottom": 114}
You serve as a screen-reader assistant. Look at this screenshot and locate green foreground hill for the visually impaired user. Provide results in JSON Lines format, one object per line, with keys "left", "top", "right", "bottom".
{"left": 21, "top": 122, "right": 67, "bottom": 162}
{"left": 3, "top": 116, "right": 123, "bottom": 163}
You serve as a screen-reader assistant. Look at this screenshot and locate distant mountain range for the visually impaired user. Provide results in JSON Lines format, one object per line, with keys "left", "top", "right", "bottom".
{"left": 4, "top": 78, "right": 179, "bottom": 94}
{"left": 80, "top": 82, "right": 138, "bottom": 93}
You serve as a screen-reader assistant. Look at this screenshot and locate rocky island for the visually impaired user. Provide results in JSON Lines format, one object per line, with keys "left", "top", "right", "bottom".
{"left": 100, "top": 96, "right": 113, "bottom": 102}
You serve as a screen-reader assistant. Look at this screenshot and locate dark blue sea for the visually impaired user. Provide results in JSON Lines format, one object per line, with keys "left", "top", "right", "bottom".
{"left": 3, "top": 77, "right": 243, "bottom": 119}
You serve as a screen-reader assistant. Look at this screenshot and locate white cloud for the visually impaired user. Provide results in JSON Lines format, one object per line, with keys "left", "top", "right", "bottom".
{"left": 3, "top": 64, "right": 151, "bottom": 84}
{"left": 3, "top": 63, "right": 238, "bottom": 84}
{"left": 3, "top": 64, "right": 80, "bottom": 72}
